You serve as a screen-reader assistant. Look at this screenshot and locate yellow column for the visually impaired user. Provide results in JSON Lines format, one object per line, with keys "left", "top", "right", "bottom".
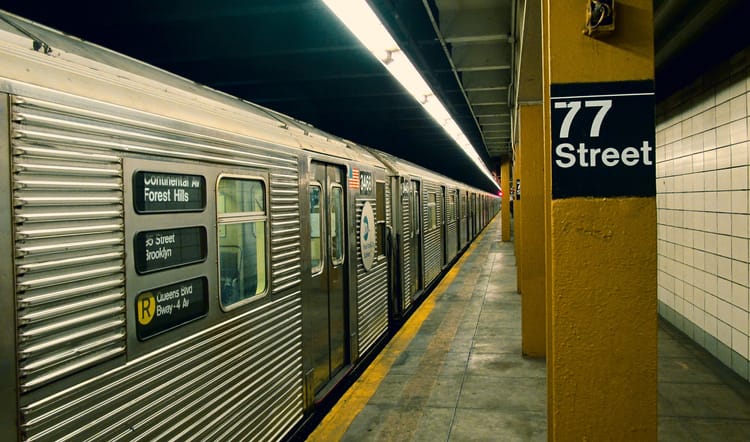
{"left": 542, "top": 1, "right": 656, "bottom": 440}
{"left": 500, "top": 160, "right": 511, "bottom": 241}
{"left": 518, "top": 104, "right": 545, "bottom": 357}
{"left": 514, "top": 145, "right": 523, "bottom": 294}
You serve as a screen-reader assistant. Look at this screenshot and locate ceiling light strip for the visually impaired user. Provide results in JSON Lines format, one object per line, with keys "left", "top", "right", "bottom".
{"left": 322, "top": 0, "right": 499, "bottom": 189}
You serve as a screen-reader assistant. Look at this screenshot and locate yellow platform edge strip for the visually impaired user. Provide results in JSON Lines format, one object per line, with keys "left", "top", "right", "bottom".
{"left": 307, "top": 221, "right": 492, "bottom": 441}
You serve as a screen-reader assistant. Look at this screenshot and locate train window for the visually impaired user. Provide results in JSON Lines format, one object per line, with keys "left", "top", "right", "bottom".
{"left": 428, "top": 193, "right": 437, "bottom": 230}
{"left": 310, "top": 184, "right": 323, "bottom": 274}
{"left": 331, "top": 185, "right": 345, "bottom": 265}
{"left": 217, "top": 177, "right": 267, "bottom": 308}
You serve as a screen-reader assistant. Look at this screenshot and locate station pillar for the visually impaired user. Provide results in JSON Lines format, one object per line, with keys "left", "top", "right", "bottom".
{"left": 542, "top": 1, "right": 657, "bottom": 440}
{"left": 513, "top": 146, "right": 522, "bottom": 293}
{"left": 518, "top": 103, "right": 546, "bottom": 358}
{"left": 500, "top": 159, "right": 511, "bottom": 241}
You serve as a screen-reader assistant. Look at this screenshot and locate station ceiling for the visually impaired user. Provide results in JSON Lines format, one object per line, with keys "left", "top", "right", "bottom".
{"left": 1, "top": 0, "right": 512, "bottom": 193}
{"left": 2, "top": 1, "right": 750, "bottom": 194}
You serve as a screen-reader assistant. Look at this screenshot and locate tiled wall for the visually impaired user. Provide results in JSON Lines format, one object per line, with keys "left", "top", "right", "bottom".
{"left": 656, "top": 48, "right": 750, "bottom": 380}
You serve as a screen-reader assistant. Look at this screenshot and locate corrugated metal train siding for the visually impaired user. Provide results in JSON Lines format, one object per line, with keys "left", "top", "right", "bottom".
{"left": 12, "top": 94, "right": 303, "bottom": 440}
{"left": 385, "top": 181, "right": 391, "bottom": 231}
{"left": 269, "top": 171, "right": 302, "bottom": 295}
{"left": 400, "top": 192, "right": 412, "bottom": 311}
{"left": 446, "top": 221, "right": 458, "bottom": 260}
{"left": 12, "top": 97, "right": 127, "bottom": 393}
{"left": 354, "top": 197, "right": 388, "bottom": 356}
{"left": 21, "top": 292, "right": 302, "bottom": 441}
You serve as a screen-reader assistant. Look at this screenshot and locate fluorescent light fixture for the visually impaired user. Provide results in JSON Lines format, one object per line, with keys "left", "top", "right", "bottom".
{"left": 322, "top": 0, "right": 499, "bottom": 190}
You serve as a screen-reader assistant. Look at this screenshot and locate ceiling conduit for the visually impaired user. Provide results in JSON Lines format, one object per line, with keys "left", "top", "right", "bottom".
{"left": 421, "top": 0, "right": 502, "bottom": 161}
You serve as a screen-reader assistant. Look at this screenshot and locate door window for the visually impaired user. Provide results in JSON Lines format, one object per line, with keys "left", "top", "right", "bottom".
{"left": 310, "top": 184, "right": 323, "bottom": 274}
{"left": 331, "top": 185, "right": 345, "bottom": 265}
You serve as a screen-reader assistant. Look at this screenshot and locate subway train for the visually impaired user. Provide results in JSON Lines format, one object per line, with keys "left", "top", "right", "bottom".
{"left": 0, "top": 10, "right": 499, "bottom": 441}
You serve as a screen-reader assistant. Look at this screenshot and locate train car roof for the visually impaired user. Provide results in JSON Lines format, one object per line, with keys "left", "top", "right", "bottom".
{"left": 0, "top": 10, "right": 386, "bottom": 169}
{"left": 364, "top": 145, "right": 493, "bottom": 196}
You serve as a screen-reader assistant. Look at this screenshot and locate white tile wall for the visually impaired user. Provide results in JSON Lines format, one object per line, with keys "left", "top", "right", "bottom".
{"left": 657, "top": 51, "right": 750, "bottom": 363}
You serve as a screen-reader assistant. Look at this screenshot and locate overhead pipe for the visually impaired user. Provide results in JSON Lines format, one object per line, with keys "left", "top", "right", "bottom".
{"left": 507, "top": 0, "right": 518, "bottom": 160}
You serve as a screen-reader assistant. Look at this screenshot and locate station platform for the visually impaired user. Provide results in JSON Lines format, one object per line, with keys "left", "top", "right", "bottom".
{"left": 307, "top": 216, "right": 750, "bottom": 441}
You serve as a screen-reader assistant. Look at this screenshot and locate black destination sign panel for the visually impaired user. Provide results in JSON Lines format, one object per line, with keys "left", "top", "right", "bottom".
{"left": 550, "top": 80, "right": 655, "bottom": 199}
{"left": 134, "top": 171, "right": 206, "bottom": 213}
{"left": 135, "top": 277, "right": 208, "bottom": 340}
{"left": 134, "top": 226, "right": 207, "bottom": 274}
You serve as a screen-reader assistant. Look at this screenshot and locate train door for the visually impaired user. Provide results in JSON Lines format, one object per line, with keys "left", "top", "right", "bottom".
{"left": 475, "top": 195, "right": 480, "bottom": 232}
{"left": 462, "top": 192, "right": 469, "bottom": 242}
{"left": 454, "top": 189, "right": 463, "bottom": 253}
{"left": 401, "top": 178, "right": 423, "bottom": 307}
{"left": 441, "top": 185, "right": 448, "bottom": 267}
{"left": 308, "top": 161, "right": 348, "bottom": 398}
{"left": 470, "top": 194, "right": 477, "bottom": 237}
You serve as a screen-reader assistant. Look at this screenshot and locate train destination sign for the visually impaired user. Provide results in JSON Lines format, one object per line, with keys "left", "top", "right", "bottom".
{"left": 134, "top": 226, "right": 207, "bottom": 274}
{"left": 134, "top": 171, "right": 206, "bottom": 213}
{"left": 550, "top": 80, "right": 655, "bottom": 199}
{"left": 135, "top": 277, "right": 208, "bottom": 340}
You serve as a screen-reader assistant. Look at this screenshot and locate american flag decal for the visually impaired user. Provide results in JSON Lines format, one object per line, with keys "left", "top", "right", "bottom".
{"left": 348, "top": 167, "right": 360, "bottom": 189}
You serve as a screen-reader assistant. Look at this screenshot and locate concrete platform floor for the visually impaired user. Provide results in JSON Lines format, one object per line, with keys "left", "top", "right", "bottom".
{"left": 308, "top": 216, "right": 750, "bottom": 441}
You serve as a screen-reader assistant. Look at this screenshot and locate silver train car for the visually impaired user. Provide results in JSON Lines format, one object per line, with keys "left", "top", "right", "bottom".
{"left": 0, "top": 10, "right": 499, "bottom": 441}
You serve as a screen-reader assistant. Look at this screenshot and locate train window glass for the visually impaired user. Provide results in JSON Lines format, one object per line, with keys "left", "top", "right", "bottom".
{"left": 428, "top": 193, "right": 437, "bottom": 230}
{"left": 310, "top": 185, "right": 323, "bottom": 274}
{"left": 331, "top": 185, "right": 345, "bottom": 265}
{"left": 217, "top": 177, "right": 267, "bottom": 308}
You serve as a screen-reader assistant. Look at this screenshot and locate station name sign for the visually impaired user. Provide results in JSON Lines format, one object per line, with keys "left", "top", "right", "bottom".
{"left": 134, "top": 171, "right": 206, "bottom": 213}
{"left": 134, "top": 226, "right": 207, "bottom": 274}
{"left": 135, "top": 277, "right": 208, "bottom": 340}
{"left": 550, "top": 80, "right": 655, "bottom": 199}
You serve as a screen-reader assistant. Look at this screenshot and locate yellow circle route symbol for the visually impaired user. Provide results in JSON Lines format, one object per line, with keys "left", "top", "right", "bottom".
{"left": 137, "top": 292, "right": 156, "bottom": 326}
